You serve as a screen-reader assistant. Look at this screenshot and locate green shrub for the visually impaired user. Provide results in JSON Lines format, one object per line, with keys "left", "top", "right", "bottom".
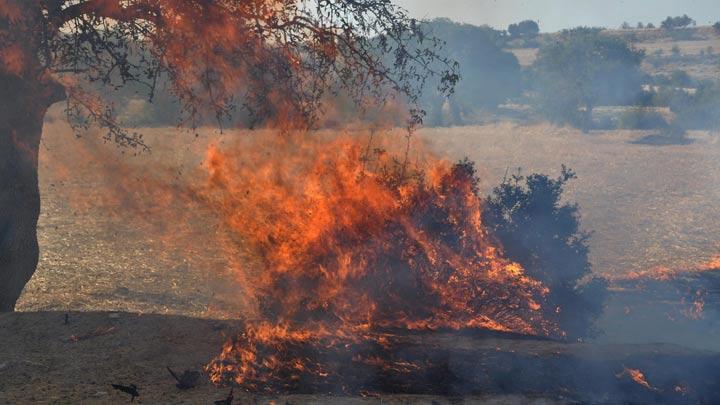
{"left": 673, "top": 80, "right": 720, "bottom": 130}
{"left": 483, "top": 166, "right": 607, "bottom": 339}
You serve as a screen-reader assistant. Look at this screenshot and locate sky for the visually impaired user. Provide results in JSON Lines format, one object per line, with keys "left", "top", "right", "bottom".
{"left": 393, "top": 0, "right": 720, "bottom": 33}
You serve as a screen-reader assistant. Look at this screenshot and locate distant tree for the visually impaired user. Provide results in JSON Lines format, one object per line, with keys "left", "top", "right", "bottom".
{"left": 530, "top": 28, "right": 645, "bottom": 130}
{"left": 661, "top": 15, "right": 696, "bottom": 30}
{"left": 618, "top": 107, "right": 668, "bottom": 130}
{"left": 669, "top": 70, "right": 694, "bottom": 87}
{"left": 508, "top": 20, "right": 540, "bottom": 39}
{"left": 646, "top": 23, "right": 656, "bottom": 29}
{"left": 483, "top": 166, "right": 608, "bottom": 339}
{"left": 714, "top": 22, "right": 720, "bottom": 34}
{"left": 419, "top": 19, "right": 523, "bottom": 125}
{"left": 620, "top": 21, "right": 632, "bottom": 30}
{"left": 637, "top": 22, "right": 645, "bottom": 29}
{"left": 673, "top": 80, "right": 720, "bottom": 131}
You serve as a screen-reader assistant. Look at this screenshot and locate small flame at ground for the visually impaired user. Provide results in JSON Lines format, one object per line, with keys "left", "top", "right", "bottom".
{"left": 699, "top": 255, "right": 720, "bottom": 272}
{"left": 617, "top": 367, "right": 656, "bottom": 391}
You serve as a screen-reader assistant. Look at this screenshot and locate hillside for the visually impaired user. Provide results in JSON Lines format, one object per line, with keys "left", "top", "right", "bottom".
{"left": 511, "top": 25, "right": 720, "bottom": 80}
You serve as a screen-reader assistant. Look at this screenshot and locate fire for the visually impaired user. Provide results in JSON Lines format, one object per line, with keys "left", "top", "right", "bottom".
{"left": 621, "top": 266, "right": 678, "bottom": 282}
{"left": 699, "top": 255, "right": 720, "bottom": 271}
{"left": 681, "top": 289, "right": 706, "bottom": 320}
{"left": 201, "top": 130, "right": 561, "bottom": 390}
{"left": 609, "top": 256, "right": 717, "bottom": 322}
{"left": 617, "top": 367, "right": 656, "bottom": 391}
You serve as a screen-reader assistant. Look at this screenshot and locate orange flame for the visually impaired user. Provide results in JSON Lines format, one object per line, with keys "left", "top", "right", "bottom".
{"left": 201, "top": 130, "right": 561, "bottom": 388}
{"left": 617, "top": 367, "right": 656, "bottom": 391}
{"left": 699, "top": 255, "right": 720, "bottom": 272}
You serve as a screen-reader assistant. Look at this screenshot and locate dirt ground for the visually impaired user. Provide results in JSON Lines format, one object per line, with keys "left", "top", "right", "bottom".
{"left": 0, "top": 312, "right": 573, "bottom": 404}
{"left": 2, "top": 311, "right": 718, "bottom": 404}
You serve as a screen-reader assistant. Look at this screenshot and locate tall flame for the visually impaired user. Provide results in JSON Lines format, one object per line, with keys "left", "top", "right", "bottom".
{"left": 200, "top": 130, "right": 560, "bottom": 389}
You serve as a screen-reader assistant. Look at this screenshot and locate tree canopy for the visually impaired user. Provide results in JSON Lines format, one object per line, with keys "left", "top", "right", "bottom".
{"left": 417, "top": 19, "right": 522, "bottom": 125}
{"left": 483, "top": 166, "right": 607, "bottom": 338}
{"left": 660, "top": 14, "right": 696, "bottom": 30}
{"left": 1, "top": 0, "right": 458, "bottom": 143}
{"left": 530, "top": 27, "right": 645, "bottom": 130}
{"left": 0, "top": 0, "right": 458, "bottom": 312}
{"left": 673, "top": 80, "right": 720, "bottom": 132}
{"left": 508, "top": 20, "right": 539, "bottom": 39}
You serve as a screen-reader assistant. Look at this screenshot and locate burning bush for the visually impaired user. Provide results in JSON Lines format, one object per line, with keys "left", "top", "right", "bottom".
{"left": 200, "top": 132, "right": 592, "bottom": 390}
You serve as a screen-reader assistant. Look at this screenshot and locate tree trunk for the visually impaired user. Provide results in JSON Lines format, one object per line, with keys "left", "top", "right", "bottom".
{"left": 0, "top": 72, "right": 64, "bottom": 311}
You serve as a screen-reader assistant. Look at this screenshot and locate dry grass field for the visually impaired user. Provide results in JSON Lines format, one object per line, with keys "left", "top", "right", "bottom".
{"left": 16, "top": 116, "right": 720, "bottom": 317}
{"left": 424, "top": 123, "right": 720, "bottom": 277}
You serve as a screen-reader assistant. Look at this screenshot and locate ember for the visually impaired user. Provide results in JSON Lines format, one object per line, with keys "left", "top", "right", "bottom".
{"left": 201, "top": 132, "right": 561, "bottom": 391}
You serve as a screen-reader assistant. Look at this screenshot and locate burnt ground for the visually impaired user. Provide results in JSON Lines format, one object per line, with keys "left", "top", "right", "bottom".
{"left": 2, "top": 311, "right": 719, "bottom": 404}
{"left": 0, "top": 311, "right": 567, "bottom": 404}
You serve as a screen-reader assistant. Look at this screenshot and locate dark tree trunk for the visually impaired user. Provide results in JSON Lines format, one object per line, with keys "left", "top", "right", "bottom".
{"left": 0, "top": 72, "right": 64, "bottom": 311}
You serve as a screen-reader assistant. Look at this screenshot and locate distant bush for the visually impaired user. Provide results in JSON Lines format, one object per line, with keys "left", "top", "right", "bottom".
{"left": 638, "top": 80, "right": 720, "bottom": 132}
{"left": 714, "top": 22, "right": 720, "bottom": 34}
{"left": 673, "top": 80, "right": 720, "bottom": 131}
{"left": 668, "top": 29, "right": 697, "bottom": 41}
{"left": 632, "top": 123, "right": 693, "bottom": 145}
{"left": 671, "top": 70, "right": 694, "bottom": 87}
{"left": 618, "top": 108, "right": 668, "bottom": 129}
{"left": 649, "top": 86, "right": 692, "bottom": 109}
{"left": 661, "top": 14, "right": 695, "bottom": 30}
{"left": 652, "top": 70, "right": 695, "bottom": 88}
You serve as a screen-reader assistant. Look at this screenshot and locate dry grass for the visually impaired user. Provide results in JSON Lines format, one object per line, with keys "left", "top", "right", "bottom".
{"left": 18, "top": 114, "right": 247, "bottom": 317}
{"left": 421, "top": 123, "right": 720, "bottom": 277}
{"left": 509, "top": 48, "right": 538, "bottom": 67}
